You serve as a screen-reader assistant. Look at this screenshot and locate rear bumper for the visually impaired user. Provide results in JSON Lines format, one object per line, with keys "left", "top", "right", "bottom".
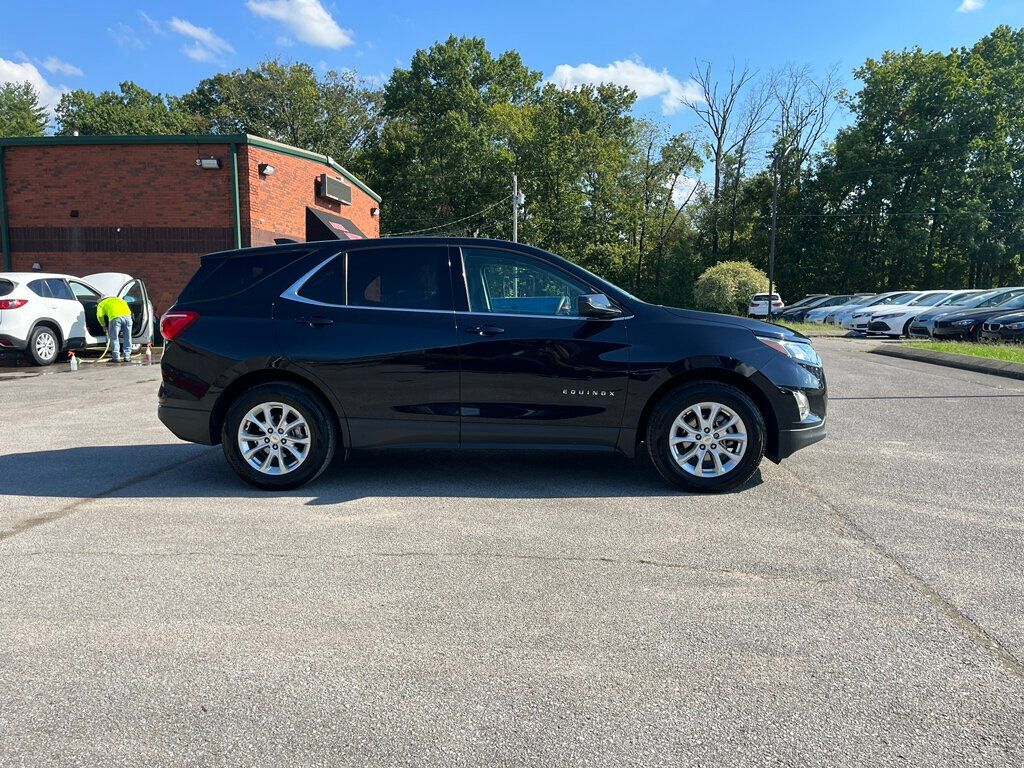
{"left": 158, "top": 404, "right": 215, "bottom": 445}
{"left": 0, "top": 333, "right": 29, "bottom": 351}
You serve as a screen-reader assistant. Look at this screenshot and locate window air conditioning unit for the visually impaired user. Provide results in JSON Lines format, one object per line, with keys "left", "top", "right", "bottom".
{"left": 317, "top": 174, "right": 352, "bottom": 205}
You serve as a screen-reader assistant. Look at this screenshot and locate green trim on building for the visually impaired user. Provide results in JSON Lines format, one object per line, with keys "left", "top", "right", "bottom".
{"left": 0, "top": 133, "right": 382, "bottom": 203}
{"left": 230, "top": 142, "right": 242, "bottom": 249}
{"left": 0, "top": 146, "right": 10, "bottom": 271}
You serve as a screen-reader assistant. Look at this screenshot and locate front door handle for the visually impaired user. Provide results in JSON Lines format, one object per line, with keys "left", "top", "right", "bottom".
{"left": 465, "top": 324, "right": 504, "bottom": 336}
{"left": 294, "top": 316, "right": 334, "bottom": 328}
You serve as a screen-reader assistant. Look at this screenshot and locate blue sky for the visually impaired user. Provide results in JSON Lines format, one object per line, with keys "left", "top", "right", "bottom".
{"left": 3, "top": 0, "right": 1023, "bottom": 142}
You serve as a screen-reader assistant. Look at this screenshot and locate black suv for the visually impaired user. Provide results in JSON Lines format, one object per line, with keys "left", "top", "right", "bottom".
{"left": 158, "top": 238, "right": 826, "bottom": 492}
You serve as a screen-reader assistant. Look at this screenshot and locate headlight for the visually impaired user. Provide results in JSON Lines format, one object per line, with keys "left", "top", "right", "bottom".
{"left": 1006, "top": 321, "right": 1024, "bottom": 330}
{"left": 952, "top": 319, "right": 976, "bottom": 326}
{"left": 872, "top": 313, "right": 901, "bottom": 321}
{"left": 757, "top": 336, "right": 821, "bottom": 366}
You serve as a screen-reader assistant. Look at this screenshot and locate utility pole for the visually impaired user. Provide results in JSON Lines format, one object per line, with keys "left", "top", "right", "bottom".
{"left": 768, "top": 145, "right": 793, "bottom": 324}
{"left": 512, "top": 173, "right": 519, "bottom": 243}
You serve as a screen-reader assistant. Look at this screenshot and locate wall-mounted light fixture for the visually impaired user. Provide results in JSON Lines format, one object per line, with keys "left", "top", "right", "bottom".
{"left": 258, "top": 163, "right": 276, "bottom": 177}
{"left": 370, "top": 207, "right": 380, "bottom": 217}
{"left": 195, "top": 157, "right": 222, "bottom": 170}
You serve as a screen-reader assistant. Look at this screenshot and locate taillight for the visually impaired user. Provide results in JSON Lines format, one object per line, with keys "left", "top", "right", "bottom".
{"left": 773, "top": 301, "right": 783, "bottom": 307}
{"left": 750, "top": 302, "right": 758, "bottom": 307}
{"left": 160, "top": 311, "right": 199, "bottom": 341}
{"left": 0, "top": 299, "right": 28, "bottom": 310}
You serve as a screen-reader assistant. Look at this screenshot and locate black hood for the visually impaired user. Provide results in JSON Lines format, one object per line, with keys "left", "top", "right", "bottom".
{"left": 659, "top": 306, "right": 809, "bottom": 342}
{"left": 989, "top": 309, "right": 1024, "bottom": 324}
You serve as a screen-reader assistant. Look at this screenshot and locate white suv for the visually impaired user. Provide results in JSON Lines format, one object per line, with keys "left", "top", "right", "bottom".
{"left": 748, "top": 293, "right": 784, "bottom": 318}
{"left": 0, "top": 272, "right": 154, "bottom": 365}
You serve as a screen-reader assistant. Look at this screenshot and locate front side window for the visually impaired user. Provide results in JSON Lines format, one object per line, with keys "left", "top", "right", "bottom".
{"left": 462, "top": 248, "right": 590, "bottom": 317}
{"left": 69, "top": 281, "right": 100, "bottom": 300}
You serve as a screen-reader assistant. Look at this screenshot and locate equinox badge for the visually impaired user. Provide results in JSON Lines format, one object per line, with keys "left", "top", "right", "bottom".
{"left": 563, "top": 388, "right": 616, "bottom": 397}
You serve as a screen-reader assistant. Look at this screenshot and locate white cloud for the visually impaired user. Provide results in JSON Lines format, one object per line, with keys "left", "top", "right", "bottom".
{"left": 107, "top": 22, "right": 146, "bottom": 51}
{"left": 139, "top": 11, "right": 163, "bottom": 34}
{"left": 168, "top": 17, "right": 234, "bottom": 63}
{"left": 957, "top": 0, "right": 985, "bottom": 11}
{"left": 41, "top": 57, "right": 83, "bottom": 77}
{"left": 0, "top": 57, "right": 68, "bottom": 114}
{"left": 671, "top": 176, "right": 703, "bottom": 206}
{"left": 547, "top": 59, "right": 702, "bottom": 114}
{"left": 246, "top": 0, "right": 353, "bottom": 49}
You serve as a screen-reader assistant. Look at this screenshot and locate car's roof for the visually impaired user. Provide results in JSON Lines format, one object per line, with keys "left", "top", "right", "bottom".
{"left": 205, "top": 237, "right": 567, "bottom": 259}
{"left": 0, "top": 272, "right": 74, "bottom": 280}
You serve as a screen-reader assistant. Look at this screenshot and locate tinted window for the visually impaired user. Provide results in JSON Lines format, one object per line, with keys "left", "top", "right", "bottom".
{"left": 46, "top": 279, "right": 76, "bottom": 301}
{"left": 463, "top": 248, "right": 590, "bottom": 317}
{"left": 179, "top": 248, "right": 317, "bottom": 303}
{"left": 296, "top": 256, "right": 344, "bottom": 304}
{"left": 69, "top": 281, "right": 100, "bottom": 300}
{"left": 28, "top": 279, "right": 52, "bottom": 298}
{"left": 0, "top": 279, "right": 14, "bottom": 297}
{"left": 346, "top": 246, "right": 450, "bottom": 311}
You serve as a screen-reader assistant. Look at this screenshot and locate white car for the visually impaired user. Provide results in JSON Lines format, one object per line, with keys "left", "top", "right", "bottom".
{"left": 864, "top": 290, "right": 985, "bottom": 337}
{"left": 801, "top": 293, "right": 874, "bottom": 323}
{"left": 0, "top": 271, "right": 154, "bottom": 365}
{"left": 748, "top": 293, "right": 784, "bottom": 318}
{"left": 840, "top": 291, "right": 922, "bottom": 330}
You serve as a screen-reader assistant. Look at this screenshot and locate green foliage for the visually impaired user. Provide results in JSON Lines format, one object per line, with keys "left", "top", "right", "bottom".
{"left": 693, "top": 261, "right": 769, "bottom": 315}
{"left": 0, "top": 82, "right": 48, "bottom": 137}
{"left": 183, "top": 60, "right": 382, "bottom": 169}
{"left": 55, "top": 82, "right": 208, "bottom": 135}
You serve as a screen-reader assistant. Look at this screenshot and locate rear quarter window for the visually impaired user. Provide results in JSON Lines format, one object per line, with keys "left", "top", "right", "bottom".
{"left": 0, "top": 279, "right": 14, "bottom": 297}
{"left": 178, "top": 248, "right": 319, "bottom": 303}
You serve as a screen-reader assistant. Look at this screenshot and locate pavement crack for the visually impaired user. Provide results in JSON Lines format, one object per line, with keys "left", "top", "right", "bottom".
{"left": 780, "top": 464, "right": 1024, "bottom": 680}
{"left": 0, "top": 447, "right": 218, "bottom": 543}
{"left": 5, "top": 547, "right": 832, "bottom": 585}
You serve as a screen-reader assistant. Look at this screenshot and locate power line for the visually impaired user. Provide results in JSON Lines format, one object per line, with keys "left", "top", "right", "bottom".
{"left": 387, "top": 195, "right": 513, "bottom": 236}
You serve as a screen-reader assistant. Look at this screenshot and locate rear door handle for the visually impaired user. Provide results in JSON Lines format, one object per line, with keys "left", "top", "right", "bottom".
{"left": 294, "top": 316, "right": 334, "bottom": 328}
{"left": 465, "top": 324, "right": 504, "bottom": 336}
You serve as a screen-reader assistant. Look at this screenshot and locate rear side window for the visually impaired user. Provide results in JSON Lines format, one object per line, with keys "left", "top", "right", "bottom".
{"left": 46, "top": 279, "right": 76, "bottom": 301}
{"left": 28, "top": 279, "right": 52, "bottom": 298}
{"left": 0, "top": 279, "right": 14, "bottom": 297}
{"left": 346, "top": 246, "right": 450, "bottom": 311}
{"left": 179, "top": 248, "right": 317, "bottom": 303}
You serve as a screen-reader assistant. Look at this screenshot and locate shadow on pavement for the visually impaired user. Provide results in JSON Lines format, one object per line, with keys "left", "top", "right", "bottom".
{"left": 0, "top": 444, "right": 763, "bottom": 503}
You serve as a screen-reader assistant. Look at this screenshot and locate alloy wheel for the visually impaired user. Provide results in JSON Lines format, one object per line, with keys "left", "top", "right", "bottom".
{"left": 236, "top": 402, "right": 311, "bottom": 475}
{"left": 35, "top": 331, "right": 57, "bottom": 361}
{"left": 668, "top": 402, "right": 748, "bottom": 477}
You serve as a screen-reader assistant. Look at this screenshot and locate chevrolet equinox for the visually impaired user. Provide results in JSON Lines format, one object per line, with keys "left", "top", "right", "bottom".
{"left": 157, "top": 238, "right": 826, "bottom": 492}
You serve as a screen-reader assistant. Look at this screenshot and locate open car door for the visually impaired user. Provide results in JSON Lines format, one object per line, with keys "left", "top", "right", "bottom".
{"left": 118, "top": 279, "right": 154, "bottom": 345}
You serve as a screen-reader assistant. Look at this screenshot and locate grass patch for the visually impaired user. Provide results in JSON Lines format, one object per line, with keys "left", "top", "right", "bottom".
{"left": 776, "top": 321, "right": 849, "bottom": 337}
{"left": 905, "top": 340, "right": 1024, "bottom": 364}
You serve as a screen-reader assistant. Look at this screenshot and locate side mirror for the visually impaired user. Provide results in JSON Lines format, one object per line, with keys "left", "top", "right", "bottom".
{"left": 577, "top": 293, "right": 623, "bottom": 319}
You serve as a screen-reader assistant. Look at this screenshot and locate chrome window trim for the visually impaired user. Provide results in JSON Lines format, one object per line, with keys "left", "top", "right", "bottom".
{"left": 279, "top": 252, "right": 343, "bottom": 308}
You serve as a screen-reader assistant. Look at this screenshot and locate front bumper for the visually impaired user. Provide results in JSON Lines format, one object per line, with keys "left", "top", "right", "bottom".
{"left": 867, "top": 319, "right": 901, "bottom": 335}
{"left": 776, "top": 420, "right": 827, "bottom": 461}
{"left": 932, "top": 324, "right": 974, "bottom": 338}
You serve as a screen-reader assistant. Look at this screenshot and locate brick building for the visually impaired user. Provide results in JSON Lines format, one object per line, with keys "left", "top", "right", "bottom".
{"left": 0, "top": 134, "right": 381, "bottom": 312}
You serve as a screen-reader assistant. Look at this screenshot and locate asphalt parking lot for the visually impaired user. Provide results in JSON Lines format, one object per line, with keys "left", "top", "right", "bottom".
{"left": 1, "top": 339, "right": 1023, "bottom": 766}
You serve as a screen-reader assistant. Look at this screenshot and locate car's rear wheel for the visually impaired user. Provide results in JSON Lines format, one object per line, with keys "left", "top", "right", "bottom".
{"left": 222, "top": 383, "right": 337, "bottom": 490}
{"left": 646, "top": 382, "right": 766, "bottom": 493}
{"left": 28, "top": 325, "right": 60, "bottom": 366}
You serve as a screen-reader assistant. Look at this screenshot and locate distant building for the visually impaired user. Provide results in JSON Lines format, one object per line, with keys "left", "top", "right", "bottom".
{"left": 0, "top": 134, "right": 381, "bottom": 312}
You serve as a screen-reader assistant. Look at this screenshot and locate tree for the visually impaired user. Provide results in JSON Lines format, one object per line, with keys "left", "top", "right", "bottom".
{"left": 183, "top": 60, "right": 382, "bottom": 169}
{"left": 693, "top": 260, "right": 769, "bottom": 315}
{"left": 55, "top": 81, "right": 208, "bottom": 135}
{"left": 0, "top": 82, "right": 48, "bottom": 137}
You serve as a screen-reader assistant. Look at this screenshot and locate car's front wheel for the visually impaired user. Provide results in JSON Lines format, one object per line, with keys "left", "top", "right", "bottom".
{"left": 222, "top": 383, "right": 337, "bottom": 490}
{"left": 646, "top": 382, "right": 766, "bottom": 493}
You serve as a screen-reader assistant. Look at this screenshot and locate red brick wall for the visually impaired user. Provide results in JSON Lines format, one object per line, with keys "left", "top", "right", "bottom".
{"left": 243, "top": 145, "right": 380, "bottom": 246}
{"left": 3, "top": 140, "right": 381, "bottom": 313}
{"left": 5, "top": 144, "right": 234, "bottom": 226}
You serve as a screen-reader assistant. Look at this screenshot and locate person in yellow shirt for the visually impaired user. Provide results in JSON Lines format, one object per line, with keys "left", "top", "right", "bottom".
{"left": 95, "top": 296, "right": 134, "bottom": 363}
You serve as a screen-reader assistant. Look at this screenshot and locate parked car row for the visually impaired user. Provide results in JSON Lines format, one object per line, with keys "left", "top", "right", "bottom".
{"left": 0, "top": 271, "right": 155, "bottom": 365}
{"left": 794, "top": 286, "right": 1024, "bottom": 340}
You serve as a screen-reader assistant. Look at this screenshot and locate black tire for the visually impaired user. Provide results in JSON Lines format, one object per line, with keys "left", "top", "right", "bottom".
{"left": 27, "top": 325, "right": 60, "bottom": 366}
{"left": 646, "top": 381, "right": 766, "bottom": 493}
{"left": 221, "top": 382, "right": 337, "bottom": 491}
{"left": 902, "top": 319, "right": 914, "bottom": 338}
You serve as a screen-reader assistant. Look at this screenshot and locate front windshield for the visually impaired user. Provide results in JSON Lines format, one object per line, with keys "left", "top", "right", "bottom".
{"left": 908, "top": 292, "right": 952, "bottom": 307}
{"left": 938, "top": 291, "right": 982, "bottom": 306}
{"left": 877, "top": 292, "right": 916, "bottom": 305}
{"left": 979, "top": 289, "right": 1024, "bottom": 308}
{"left": 996, "top": 293, "right": 1024, "bottom": 311}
